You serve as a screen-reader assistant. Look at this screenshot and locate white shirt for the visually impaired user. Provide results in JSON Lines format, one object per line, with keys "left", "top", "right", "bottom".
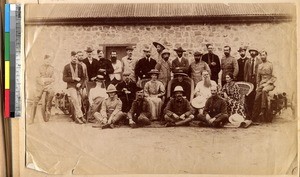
{"left": 194, "top": 80, "right": 217, "bottom": 100}
{"left": 109, "top": 60, "right": 123, "bottom": 81}
{"left": 89, "top": 84, "right": 108, "bottom": 105}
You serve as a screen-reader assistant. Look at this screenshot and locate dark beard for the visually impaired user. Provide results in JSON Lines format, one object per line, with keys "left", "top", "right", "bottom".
{"left": 240, "top": 54, "right": 245, "bottom": 58}
{"left": 195, "top": 59, "right": 200, "bottom": 63}
{"left": 224, "top": 53, "right": 230, "bottom": 57}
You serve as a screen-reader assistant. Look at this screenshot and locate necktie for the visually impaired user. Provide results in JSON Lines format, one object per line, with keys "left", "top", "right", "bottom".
{"left": 251, "top": 59, "right": 255, "bottom": 75}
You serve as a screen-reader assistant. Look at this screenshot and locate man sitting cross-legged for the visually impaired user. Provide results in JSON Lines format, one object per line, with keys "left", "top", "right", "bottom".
{"left": 127, "top": 87, "right": 152, "bottom": 128}
{"left": 164, "top": 86, "right": 194, "bottom": 127}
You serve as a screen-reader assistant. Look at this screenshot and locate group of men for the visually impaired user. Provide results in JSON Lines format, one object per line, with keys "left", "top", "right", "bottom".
{"left": 32, "top": 41, "right": 276, "bottom": 128}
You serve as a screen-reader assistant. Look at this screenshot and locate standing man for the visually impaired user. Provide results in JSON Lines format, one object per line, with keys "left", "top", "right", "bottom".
{"left": 97, "top": 49, "right": 114, "bottom": 87}
{"left": 127, "top": 87, "right": 152, "bottom": 128}
{"left": 122, "top": 46, "right": 137, "bottom": 82}
{"left": 202, "top": 44, "right": 221, "bottom": 83}
{"left": 188, "top": 51, "right": 211, "bottom": 85}
{"left": 82, "top": 47, "right": 99, "bottom": 81}
{"left": 135, "top": 46, "right": 157, "bottom": 82}
{"left": 198, "top": 86, "right": 228, "bottom": 128}
{"left": 155, "top": 49, "right": 172, "bottom": 87}
{"left": 63, "top": 51, "right": 85, "bottom": 124}
{"left": 30, "top": 54, "right": 55, "bottom": 124}
{"left": 109, "top": 51, "right": 123, "bottom": 85}
{"left": 220, "top": 46, "right": 239, "bottom": 86}
{"left": 172, "top": 47, "right": 189, "bottom": 74}
{"left": 236, "top": 47, "right": 249, "bottom": 81}
{"left": 153, "top": 41, "right": 165, "bottom": 62}
{"left": 164, "top": 86, "right": 195, "bottom": 127}
{"left": 252, "top": 51, "right": 276, "bottom": 122}
{"left": 244, "top": 47, "right": 262, "bottom": 118}
{"left": 116, "top": 72, "right": 138, "bottom": 113}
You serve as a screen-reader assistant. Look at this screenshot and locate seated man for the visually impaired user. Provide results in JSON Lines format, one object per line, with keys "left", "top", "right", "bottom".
{"left": 170, "top": 69, "right": 191, "bottom": 100}
{"left": 87, "top": 75, "right": 108, "bottom": 122}
{"left": 93, "top": 84, "right": 125, "bottom": 129}
{"left": 164, "top": 86, "right": 194, "bottom": 127}
{"left": 127, "top": 87, "right": 152, "bottom": 128}
{"left": 116, "top": 72, "right": 138, "bottom": 113}
{"left": 198, "top": 86, "right": 229, "bottom": 128}
{"left": 192, "top": 70, "right": 218, "bottom": 114}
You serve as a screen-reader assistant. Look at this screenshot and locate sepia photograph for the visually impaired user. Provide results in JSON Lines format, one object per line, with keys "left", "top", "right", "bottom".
{"left": 24, "top": 3, "right": 297, "bottom": 175}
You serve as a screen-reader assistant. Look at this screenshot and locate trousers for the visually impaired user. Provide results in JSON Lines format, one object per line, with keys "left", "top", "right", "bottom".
{"left": 68, "top": 87, "right": 83, "bottom": 118}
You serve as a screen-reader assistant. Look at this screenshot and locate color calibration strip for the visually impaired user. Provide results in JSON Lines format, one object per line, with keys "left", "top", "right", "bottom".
{"left": 4, "top": 4, "right": 21, "bottom": 118}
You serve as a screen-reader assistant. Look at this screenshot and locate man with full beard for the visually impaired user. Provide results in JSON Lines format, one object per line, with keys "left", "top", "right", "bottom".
{"left": 236, "top": 47, "right": 249, "bottom": 81}
{"left": 220, "top": 46, "right": 239, "bottom": 86}
{"left": 188, "top": 51, "right": 211, "bottom": 85}
{"left": 109, "top": 51, "right": 123, "bottom": 85}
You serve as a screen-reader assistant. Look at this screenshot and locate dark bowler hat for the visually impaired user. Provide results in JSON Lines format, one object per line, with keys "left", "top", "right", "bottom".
{"left": 126, "top": 46, "right": 134, "bottom": 51}
{"left": 238, "top": 47, "right": 247, "bottom": 52}
{"left": 194, "top": 51, "right": 203, "bottom": 56}
{"left": 85, "top": 47, "right": 94, "bottom": 53}
{"left": 174, "top": 47, "right": 186, "bottom": 52}
{"left": 153, "top": 42, "right": 166, "bottom": 50}
{"left": 71, "top": 51, "right": 77, "bottom": 56}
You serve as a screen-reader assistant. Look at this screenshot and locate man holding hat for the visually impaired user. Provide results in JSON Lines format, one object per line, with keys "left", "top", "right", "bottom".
{"left": 63, "top": 51, "right": 85, "bottom": 124}
{"left": 202, "top": 44, "right": 221, "bottom": 83}
{"left": 93, "top": 84, "right": 125, "bottom": 129}
{"left": 122, "top": 46, "right": 137, "bottom": 82}
{"left": 164, "top": 86, "right": 194, "bottom": 127}
{"left": 116, "top": 72, "right": 138, "bottom": 113}
{"left": 144, "top": 69, "right": 165, "bottom": 120}
{"left": 153, "top": 41, "right": 166, "bottom": 61}
{"left": 172, "top": 47, "right": 189, "bottom": 74}
{"left": 236, "top": 46, "right": 249, "bottom": 81}
{"left": 221, "top": 45, "right": 239, "bottom": 86}
{"left": 188, "top": 51, "right": 211, "bottom": 85}
{"left": 244, "top": 47, "right": 262, "bottom": 118}
{"left": 87, "top": 75, "right": 108, "bottom": 123}
{"left": 127, "top": 87, "right": 152, "bottom": 128}
{"left": 155, "top": 49, "right": 172, "bottom": 87}
{"left": 170, "top": 69, "right": 191, "bottom": 100}
{"left": 135, "top": 46, "right": 157, "bottom": 81}
{"left": 198, "top": 85, "right": 228, "bottom": 128}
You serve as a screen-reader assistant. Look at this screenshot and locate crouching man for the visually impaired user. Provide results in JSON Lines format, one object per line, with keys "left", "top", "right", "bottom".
{"left": 198, "top": 86, "right": 228, "bottom": 128}
{"left": 164, "top": 86, "right": 194, "bottom": 127}
{"left": 93, "top": 84, "right": 126, "bottom": 129}
{"left": 127, "top": 87, "right": 152, "bottom": 128}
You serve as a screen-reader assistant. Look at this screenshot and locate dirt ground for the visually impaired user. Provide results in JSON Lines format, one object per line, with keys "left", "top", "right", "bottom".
{"left": 25, "top": 106, "right": 298, "bottom": 175}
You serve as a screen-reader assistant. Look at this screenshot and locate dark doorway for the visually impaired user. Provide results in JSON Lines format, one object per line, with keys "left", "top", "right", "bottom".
{"left": 103, "top": 44, "right": 135, "bottom": 60}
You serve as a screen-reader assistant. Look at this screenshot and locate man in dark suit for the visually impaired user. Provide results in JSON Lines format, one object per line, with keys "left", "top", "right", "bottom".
{"left": 202, "top": 44, "right": 221, "bottom": 84}
{"left": 116, "top": 72, "right": 138, "bottom": 113}
{"left": 97, "top": 49, "right": 114, "bottom": 87}
{"left": 236, "top": 47, "right": 249, "bottom": 81}
{"left": 172, "top": 47, "right": 189, "bottom": 74}
{"left": 244, "top": 47, "right": 262, "bottom": 119}
{"left": 63, "top": 51, "right": 85, "bottom": 124}
{"left": 82, "top": 47, "right": 99, "bottom": 81}
{"left": 134, "top": 46, "right": 157, "bottom": 81}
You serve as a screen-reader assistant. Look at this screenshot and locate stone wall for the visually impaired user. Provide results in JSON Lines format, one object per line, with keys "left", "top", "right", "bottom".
{"left": 25, "top": 22, "right": 297, "bottom": 100}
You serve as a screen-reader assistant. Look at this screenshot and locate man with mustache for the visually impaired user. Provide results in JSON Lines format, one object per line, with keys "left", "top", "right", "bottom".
{"left": 202, "top": 44, "right": 221, "bottom": 83}
{"left": 155, "top": 49, "right": 172, "bottom": 87}
{"left": 164, "top": 86, "right": 194, "bottom": 127}
{"left": 198, "top": 85, "right": 228, "bottom": 128}
{"left": 97, "top": 49, "right": 114, "bottom": 87}
{"left": 244, "top": 47, "right": 262, "bottom": 119}
{"left": 220, "top": 46, "right": 239, "bottom": 86}
{"left": 127, "top": 87, "right": 152, "bottom": 128}
{"left": 121, "top": 46, "right": 137, "bottom": 82}
{"left": 188, "top": 51, "right": 211, "bottom": 85}
{"left": 109, "top": 51, "right": 123, "bottom": 85}
{"left": 236, "top": 47, "right": 249, "bottom": 81}
{"left": 134, "top": 46, "right": 157, "bottom": 82}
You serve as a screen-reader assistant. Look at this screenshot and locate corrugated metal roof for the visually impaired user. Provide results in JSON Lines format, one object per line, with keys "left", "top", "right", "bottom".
{"left": 25, "top": 3, "right": 295, "bottom": 25}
